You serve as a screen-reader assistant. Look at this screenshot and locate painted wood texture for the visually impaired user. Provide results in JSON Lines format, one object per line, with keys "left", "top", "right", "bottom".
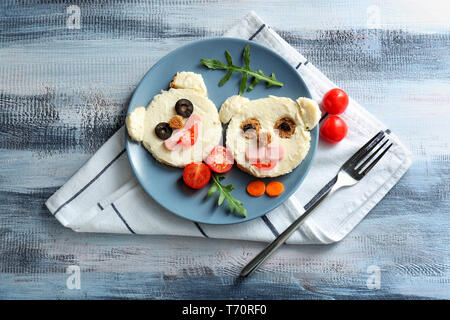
{"left": 1, "top": 0, "right": 449, "bottom": 299}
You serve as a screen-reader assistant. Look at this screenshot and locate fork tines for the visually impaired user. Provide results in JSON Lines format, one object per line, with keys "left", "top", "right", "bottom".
{"left": 344, "top": 130, "right": 393, "bottom": 177}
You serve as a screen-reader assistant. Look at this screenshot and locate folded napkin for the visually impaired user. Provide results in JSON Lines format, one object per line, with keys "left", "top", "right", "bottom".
{"left": 46, "top": 12, "right": 412, "bottom": 244}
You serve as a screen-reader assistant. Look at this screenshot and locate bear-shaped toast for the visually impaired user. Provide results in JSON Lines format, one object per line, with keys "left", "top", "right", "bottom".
{"left": 126, "top": 72, "right": 222, "bottom": 167}
{"left": 221, "top": 95, "right": 321, "bottom": 178}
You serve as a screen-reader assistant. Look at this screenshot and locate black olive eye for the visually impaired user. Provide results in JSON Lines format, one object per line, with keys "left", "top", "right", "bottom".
{"left": 240, "top": 118, "right": 261, "bottom": 139}
{"left": 279, "top": 122, "right": 291, "bottom": 131}
{"left": 175, "top": 99, "right": 194, "bottom": 118}
{"left": 242, "top": 124, "right": 256, "bottom": 132}
{"left": 155, "top": 122, "right": 172, "bottom": 140}
{"left": 275, "top": 117, "right": 296, "bottom": 138}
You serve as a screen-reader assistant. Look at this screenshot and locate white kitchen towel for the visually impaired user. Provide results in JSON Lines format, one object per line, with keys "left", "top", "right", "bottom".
{"left": 45, "top": 12, "right": 412, "bottom": 244}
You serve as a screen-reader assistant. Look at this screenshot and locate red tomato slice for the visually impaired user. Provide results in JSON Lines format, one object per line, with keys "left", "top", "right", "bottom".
{"left": 320, "top": 115, "right": 348, "bottom": 143}
{"left": 322, "top": 88, "right": 349, "bottom": 115}
{"left": 183, "top": 162, "right": 211, "bottom": 189}
{"left": 252, "top": 160, "right": 277, "bottom": 171}
{"left": 206, "top": 146, "right": 234, "bottom": 173}
{"left": 180, "top": 123, "right": 198, "bottom": 146}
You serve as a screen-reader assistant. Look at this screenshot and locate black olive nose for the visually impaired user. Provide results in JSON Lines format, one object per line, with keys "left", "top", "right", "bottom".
{"left": 175, "top": 99, "right": 194, "bottom": 118}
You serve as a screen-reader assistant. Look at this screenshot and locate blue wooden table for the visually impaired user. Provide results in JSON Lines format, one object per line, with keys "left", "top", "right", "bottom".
{"left": 1, "top": 0, "right": 449, "bottom": 299}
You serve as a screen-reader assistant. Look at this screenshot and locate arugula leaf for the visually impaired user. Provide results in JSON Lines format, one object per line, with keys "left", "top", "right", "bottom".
{"left": 207, "top": 174, "right": 247, "bottom": 218}
{"left": 201, "top": 59, "right": 228, "bottom": 70}
{"left": 247, "top": 69, "right": 264, "bottom": 92}
{"left": 225, "top": 50, "right": 233, "bottom": 65}
{"left": 200, "top": 44, "right": 283, "bottom": 95}
{"left": 243, "top": 44, "right": 250, "bottom": 69}
{"left": 218, "top": 70, "right": 233, "bottom": 86}
{"left": 239, "top": 71, "right": 248, "bottom": 96}
{"left": 266, "top": 72, "right": 278, "bottom": 88}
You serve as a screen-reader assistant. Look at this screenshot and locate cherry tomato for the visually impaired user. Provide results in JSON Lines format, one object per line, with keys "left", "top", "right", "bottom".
{"left": 180, "top": 123, "right": 198, "bottom": 146}
{"left": 206, "top": 146, "right": 234, "bottom": 173}
{"left": 320, "top": 115, "right": 348, "bottom": 143}
{"left": 183, "top": 162, "right": 211, "bottom": 189}
{"left": 322, "top": 88, "right": 349, "bottom": 115}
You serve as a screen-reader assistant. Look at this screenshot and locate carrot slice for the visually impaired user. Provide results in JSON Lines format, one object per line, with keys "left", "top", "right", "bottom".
{"left": 266, "top": 181, "right": 284, "bottom": 197}
{"left": 246, "top": 181, "right": 266, "bottom": 197}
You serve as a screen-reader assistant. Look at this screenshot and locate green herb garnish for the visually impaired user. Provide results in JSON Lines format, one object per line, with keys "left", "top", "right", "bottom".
{"left": 201, "top": 45, "right": 283, "bottom": 95}
{"left": 207, "top": 174, "right": 247, "bottom": 218}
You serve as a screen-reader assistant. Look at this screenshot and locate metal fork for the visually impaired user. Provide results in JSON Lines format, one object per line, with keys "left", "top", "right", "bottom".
{"left": 240, "top": 130, "right": 393, "bottom": 277}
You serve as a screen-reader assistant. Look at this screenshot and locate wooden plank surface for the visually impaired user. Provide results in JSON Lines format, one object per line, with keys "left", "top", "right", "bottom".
{"left": 0, "top": 0, "right": 449, "bottom": 299}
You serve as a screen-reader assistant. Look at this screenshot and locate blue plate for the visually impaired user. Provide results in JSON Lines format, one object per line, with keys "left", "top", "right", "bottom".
{"left": 126, "top": 37, "right": 317, "bottom": 225}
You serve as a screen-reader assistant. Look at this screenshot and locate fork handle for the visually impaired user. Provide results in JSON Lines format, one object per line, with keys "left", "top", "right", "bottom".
{"left": 240, "top": 176, "right": 339, "bottom": 278}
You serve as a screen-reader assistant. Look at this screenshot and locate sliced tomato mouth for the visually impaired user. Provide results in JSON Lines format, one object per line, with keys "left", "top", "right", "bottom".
{"left": 179, "top": 123, "right": 199, "bottom": 147}
{"left": 245, "top": 143, "right": 283, "bottom": 171}
{"left": 164, "top": 114, "right": 201, "bottom": 151}
{"left": 252, "top": 160, "right": 277, "bottom": 170}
